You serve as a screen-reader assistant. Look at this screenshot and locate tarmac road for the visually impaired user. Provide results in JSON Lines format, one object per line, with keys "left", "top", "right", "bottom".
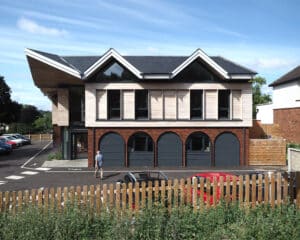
{"left": 0, "top": 140, "right": 285, "bottom": 192}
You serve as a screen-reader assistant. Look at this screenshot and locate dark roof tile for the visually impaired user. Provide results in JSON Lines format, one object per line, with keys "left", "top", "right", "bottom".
{"left": 269, "top": 65, "right": 300, "bottom": 87}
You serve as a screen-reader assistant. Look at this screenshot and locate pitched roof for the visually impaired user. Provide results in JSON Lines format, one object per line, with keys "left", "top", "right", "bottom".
{"left": 269, "top": 65, "right": 300, "bottom": 87}
{"left": 26, "top": 48, "right": 256, "bottom": 79}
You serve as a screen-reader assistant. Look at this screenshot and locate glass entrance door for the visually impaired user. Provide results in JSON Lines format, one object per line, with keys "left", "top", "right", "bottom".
{"left": 71, "top": 132, "right": 88, "bottom": 159}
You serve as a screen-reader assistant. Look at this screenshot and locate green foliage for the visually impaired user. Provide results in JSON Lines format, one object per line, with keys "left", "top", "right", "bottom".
{"left": 48, "top": 150, "right": 63, "bottom": 160}
{"left": 251, "top": 76, "right": 272, "bottom": 118}
{"left": 33, "top": 111, "right": 52, "bottom": 133}
{"left": 0, "top": 203, "right": 300, "bottom": 240}
{"left": 287, "top": 143, "right": 300, "bottom": 150}
{"left": 8, "top": 122, "right": 34, "bottom": 134}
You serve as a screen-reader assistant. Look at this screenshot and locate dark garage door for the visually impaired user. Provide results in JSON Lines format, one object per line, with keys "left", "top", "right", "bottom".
{"left": 215, "top": 133, "right": 240, "bottom": 167}
{"left": 158, "top": 133, "right": 182, "bottom": 166}
{"left": 186, "top": 132, "right": 211, "bottom": 167}
{"left": 99, "top": 133, "right": 125, "bottom": 167}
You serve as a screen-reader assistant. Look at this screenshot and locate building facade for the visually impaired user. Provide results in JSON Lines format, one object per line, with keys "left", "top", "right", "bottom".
{"left": 26, "top": 48, "right": 256, "bottom": 167}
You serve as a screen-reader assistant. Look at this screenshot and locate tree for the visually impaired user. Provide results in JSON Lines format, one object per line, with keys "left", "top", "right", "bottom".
{"left": 251, "top": 76, "right": 272, "bottom": 118}
{"left": 19, "top": 105, "right": 41, "bottom": 124}
{"left": 33, "top": 111, "right": 52, "bottom": 133}
{"left": 0, "top": 76, "right": 13, "bottom": 124}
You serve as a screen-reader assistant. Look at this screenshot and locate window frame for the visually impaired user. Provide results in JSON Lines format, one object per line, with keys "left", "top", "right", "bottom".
{"left": 107, "top": 90, "right": 121, "bottom": 120}
{"left": 218, "top": 90, "right": 231, "bottom": 120}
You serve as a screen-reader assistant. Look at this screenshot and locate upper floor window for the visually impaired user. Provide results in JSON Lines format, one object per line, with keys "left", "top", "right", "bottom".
{"left": 91, "top": 60, "right": 137, "bottom": 82}
{"left": 218, "top": 90, "right": 230, "bottom": 119}
{"left": 135, "top": 90, "right": 148, "bottom": 119}
{"left": 108, "top": 90, "right": 120, "bottom": 119}
{"left": 190, "top": 90, "right": 203, "bottom": 119}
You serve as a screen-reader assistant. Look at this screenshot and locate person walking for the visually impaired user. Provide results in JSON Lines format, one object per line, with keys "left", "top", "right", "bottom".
{"left": 94, "top": 150, "right": 103, "bottom": 179}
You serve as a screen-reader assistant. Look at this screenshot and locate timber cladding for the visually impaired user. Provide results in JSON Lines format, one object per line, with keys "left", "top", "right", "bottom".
{"left": 249, "top": 138, "right": 286, "bottom": 166}
{"left": 88, "top": 127, "right": 249, "bottom": 167}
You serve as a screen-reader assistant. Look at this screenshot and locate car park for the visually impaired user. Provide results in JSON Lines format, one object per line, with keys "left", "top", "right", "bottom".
{"left": 0, "top": 137, "right": 18, "bottom": 148}
{"left": 0, "top": 136, "right": 23, "bottom": 147}
{"left": 2, "top": 133, "right": 31, "bottom": 145}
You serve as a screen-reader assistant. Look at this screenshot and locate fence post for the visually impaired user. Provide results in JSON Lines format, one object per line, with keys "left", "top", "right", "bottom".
{"left": 18, "top": 191, "right": 23, "bottom": 213}
{"left": 135, "top": 182, "right": 140, "bottom": 212}
{"left": 96, "top": 184, "right": 101, "bottom": 214}
{"left": 296, "top": 172, "right": 300, "bottom": 208}
{"left": 251, "top": 174, "right": 256, "bottom": 208}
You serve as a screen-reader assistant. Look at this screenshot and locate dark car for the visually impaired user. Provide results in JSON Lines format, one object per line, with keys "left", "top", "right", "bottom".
{"left": 0, "top": 141, "right": 12, "bottom": 155}
{"left": 121, "top": 171, "right": 168, "bottom": 186}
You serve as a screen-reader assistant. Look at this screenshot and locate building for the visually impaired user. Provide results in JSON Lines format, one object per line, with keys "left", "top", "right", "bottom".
{"left": 25, "top": 48, "right": 256, "bottom": 168}
{"left": 267, "top": 66, "right": 300, "bottom": 143}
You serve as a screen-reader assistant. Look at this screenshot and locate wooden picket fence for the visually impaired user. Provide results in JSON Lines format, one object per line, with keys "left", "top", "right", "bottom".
{"left": 24, "top": 133, "right": 52, "bottom": 141}
{"left": 1, "top": 172, "right": 300, "bottom": 214}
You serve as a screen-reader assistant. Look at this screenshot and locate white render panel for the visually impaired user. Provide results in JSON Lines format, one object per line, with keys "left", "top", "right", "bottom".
{"left": 177, "top": 90, "right": 190, "bottom": 119}
{"left": 273, "top": 81, "right": 300, "bottom": 109}
{"left": 123, "top": 90, "right": 135, "bottom": 119}
{"left": 232, "top": 90, "right": 242, "bottom": 119}
{"left": 96, "top": 90, "right": 107, "bottom": 120}
{"left": 86, "top": 82, "right": 251, "bottom": 90}
{"left": 256, "top": 103, "right": 274, "bottom": 124}
{"left": 150, "top": 90, "right": 163, "bottom": 119}
{"left": 205, "top": 90, "right": 218, "bottom": 119}
{"left": 52, "top": 102, "right": 58, "bottom": 125}
{"left": 164, "top": 91, "right": 177, "bottom": 119}
{"left": 57, "top": 89, "right": 69, "bottom": 126}
{"left": 85, "top": 86, "right": 96, "bottom": 125}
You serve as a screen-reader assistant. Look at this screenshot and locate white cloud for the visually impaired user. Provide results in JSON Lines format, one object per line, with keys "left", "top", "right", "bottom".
{"left": 253, "top": 58, "right": 296, "bottom": 69}
{"left": 17, "top": 17, "right": 68, "bottom": 37}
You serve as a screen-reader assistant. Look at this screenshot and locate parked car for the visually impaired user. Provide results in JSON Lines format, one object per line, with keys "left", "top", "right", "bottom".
{"left": 0, "top": 136, "right": 22, "bottom": 147}
{"left": 188, "top": 172, "right": 238, "bottom": 204}
{"left": 121, "top": 171, "right": 168, "bottom": 186}
{"left": 2, "top": 133, "right": 31, "bottom": 145}
{"left": 0, "top": 137, "right": 17, "bottom": 148}
{"left": 0, "top": 143, "right": 12, "bottom": 155}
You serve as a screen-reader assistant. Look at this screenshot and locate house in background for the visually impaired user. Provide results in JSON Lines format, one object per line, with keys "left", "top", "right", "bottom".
{"left": 25, "top": 48, "right": 256, "bottom": 168}
{"left": 256, "top": 66, "right": 300, "bottom": 143}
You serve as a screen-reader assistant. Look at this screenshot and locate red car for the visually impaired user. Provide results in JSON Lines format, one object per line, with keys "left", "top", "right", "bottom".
{"left": 0, "top": 137, "right": 17, "bottom": 149}
{"left": 188, "top": 172, "right": 238, "bottom": 205}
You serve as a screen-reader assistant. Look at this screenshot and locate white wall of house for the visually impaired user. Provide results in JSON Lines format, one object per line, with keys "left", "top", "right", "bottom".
{"left": 273, "top": 81, "right": 300, "bottom": 109}
{"left": 85, "top": 82, "right": 252, "bottom": 127}
{"left": 256, "top": 103, "right": 274, "bottom": 124}
{"left": 56, "top": 89, "right": 69, "bottom": 126}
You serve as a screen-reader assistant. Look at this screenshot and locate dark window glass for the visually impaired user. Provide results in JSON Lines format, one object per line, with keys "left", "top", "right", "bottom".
{"left": 69, "top": 87, "right": 85, "bottom": 126}
{"left": 135, "top": 90, "right": 148, "bottom": 119}
{"left": 90, "top": 61, "right": 137, "bottom": 82}
{"left": 108, "top": 90, "right": 120, "bottom": 119}
{"left": 218, "top": 90, "right": 230, "bottom": 119}
{"left": 190, "top": 90, "right": 203, "bottom": 119}
{"left": 128, "top": 133, "right": 153, "bottom": 152}
{"left": 174, "top": 60, "right": 217, "bottom": 82}
{"left": 186, "top": 133, "right": 210, "bottom": 151}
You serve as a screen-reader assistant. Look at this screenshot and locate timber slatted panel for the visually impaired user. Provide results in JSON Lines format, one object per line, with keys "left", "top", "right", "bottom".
{"left": 226, "top": 176, "right": 231, "bottom": 204}
{"left": 219, "top": 176, "right": 224, "bottom": 201}
{"left": 192, "top": 177, "right": 198, "bottom": 211}
{"left": 245, "top": 175, "right": 250, "bottom": 207}
{"left": 57, "top": 187, "right": 62, "bottom": 212}
{"left": 213, "top": 177, "right": 217, "bottom": 206}
{"left": 121, "top": 183, "right": 127, "bottom": 211}
{"left": 239, "top": 175, "right": 243, "bottom": 206}
{"left": 38, "top": 189, "right": 43, "bottom": 209}
{"left": 232, "top": 176, "right": 237, "bottom": 203}
{"left": 12, "top": 191, "right": 16, "bottom": 214}
{"left": 96, "top": 185, "right": 101, "bottom": 214}
{"left": 0, "top": 192, "right": 3, "bottom": 212}
{"left": 264, "top": 175, "right": 269, "bottom": 204}
{"left": 115, "top": 183, "right": 120, "bottom": 212}
{"left": 18, "top": 191, "right": 22, "bottom": 213}
{"left": 161, "top": 180, "right": 166, "bottom": 207}
{"left": 199, "top": 177, "right": 205, "bottom": 211}
{"left": 180, "top": 179, "right": 185, "bottom": 206}
{"left": 258, "top": 174, "right": 263, "bottom": 204}
{"left": 283, "top": 176, "right": 288, "bottom": 204}
{"left": 277, "top": 173, "right": 282, "bottom": 206}
{"left": 167, "top": 180, "right": 172, "bottom": 212}
{"left": 44, "top": 188, "right": 49, "bottom": 212}
{"left": 173, "top": 179, "right": 179, "bottom": 208}
{"left": 206, "top": 178, "right": 211, "bottom": 208}
{"left": 141, "top": 182, "right": 146, "bottom": 209}
{"left": 186, "top": 178, "right": 191, "bottom": 205}
{"left": 147, "top": 181, "right": 152, "bottom": 208}
{"left": 102, "top": 184, "right": 107, "bottom": 210}
{"left": 109, "top": 184, "right": 114, "bottom": 210}
{"left": 154, "top": 181, "right": 159, "bottom": 203}
{"left": 50, "top": 187, "right": 55, "bottom": 210}
{"left": 90, "top": 185, "right": 95, "bottom": 211}
{"left": 128, "top": 183, "right": 133, "bottom": 211}
{"left": 270, "top": 174, "right": 275, "bottom": 208}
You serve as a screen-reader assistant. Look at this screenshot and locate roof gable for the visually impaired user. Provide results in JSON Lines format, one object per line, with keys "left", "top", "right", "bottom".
{"left": 25, "top": 48, "right": 256, "bottom": 81}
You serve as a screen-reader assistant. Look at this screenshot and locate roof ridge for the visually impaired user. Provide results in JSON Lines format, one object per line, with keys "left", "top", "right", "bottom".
{"left": 59, "top": 56, "right": 81, "bottom": 73}
{"left": 269, "top": 64, "right": 300, "bottom": 86}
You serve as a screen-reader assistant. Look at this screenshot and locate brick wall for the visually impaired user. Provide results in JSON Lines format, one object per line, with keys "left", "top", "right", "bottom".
{"left": 249, "top": 120, "right": 282, "bottom": 139}
{"left": 88, "top": 127, "right": 249, "bottom": 167}
{"left": 249, "top": 138, "right": 286, "bottom": 165}
{"left": 274, "top": 108, "right": 300, "bottom": 144}
{"left": 53, "top": 125, "right": 62, "bottom": 148}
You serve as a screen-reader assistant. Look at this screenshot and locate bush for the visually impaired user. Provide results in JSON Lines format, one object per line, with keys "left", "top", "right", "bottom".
{"left": 0, "top": 203, "right": 299, "bottom": 239}
{"left": 48, "top": 150, "right": 63, "bottom": 160}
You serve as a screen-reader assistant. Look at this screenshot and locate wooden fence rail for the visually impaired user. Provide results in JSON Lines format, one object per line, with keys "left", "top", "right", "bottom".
{"left": 1, "top": 173, "right": 299, "bottom": 214}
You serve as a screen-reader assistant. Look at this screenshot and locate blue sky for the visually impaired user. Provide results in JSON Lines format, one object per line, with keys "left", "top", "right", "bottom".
{"left": 1, "top": 0, "right": 300, "bottom": 110}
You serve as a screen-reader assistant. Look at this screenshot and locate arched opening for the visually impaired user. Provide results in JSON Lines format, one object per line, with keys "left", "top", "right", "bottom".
{"left": 157, "top": 132, "right": 182, "bottom": 166}
{"left": 215, "top": 132, "right": 240, "bottom": 167}
{"left": 128, "top": 132, "right": 154, "bottom": 167}
{"left": 99, "top": 132, "right": 125, "bottom": 167}
{"left": 186, "top": 132, "right": 211, "bottom": 166}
